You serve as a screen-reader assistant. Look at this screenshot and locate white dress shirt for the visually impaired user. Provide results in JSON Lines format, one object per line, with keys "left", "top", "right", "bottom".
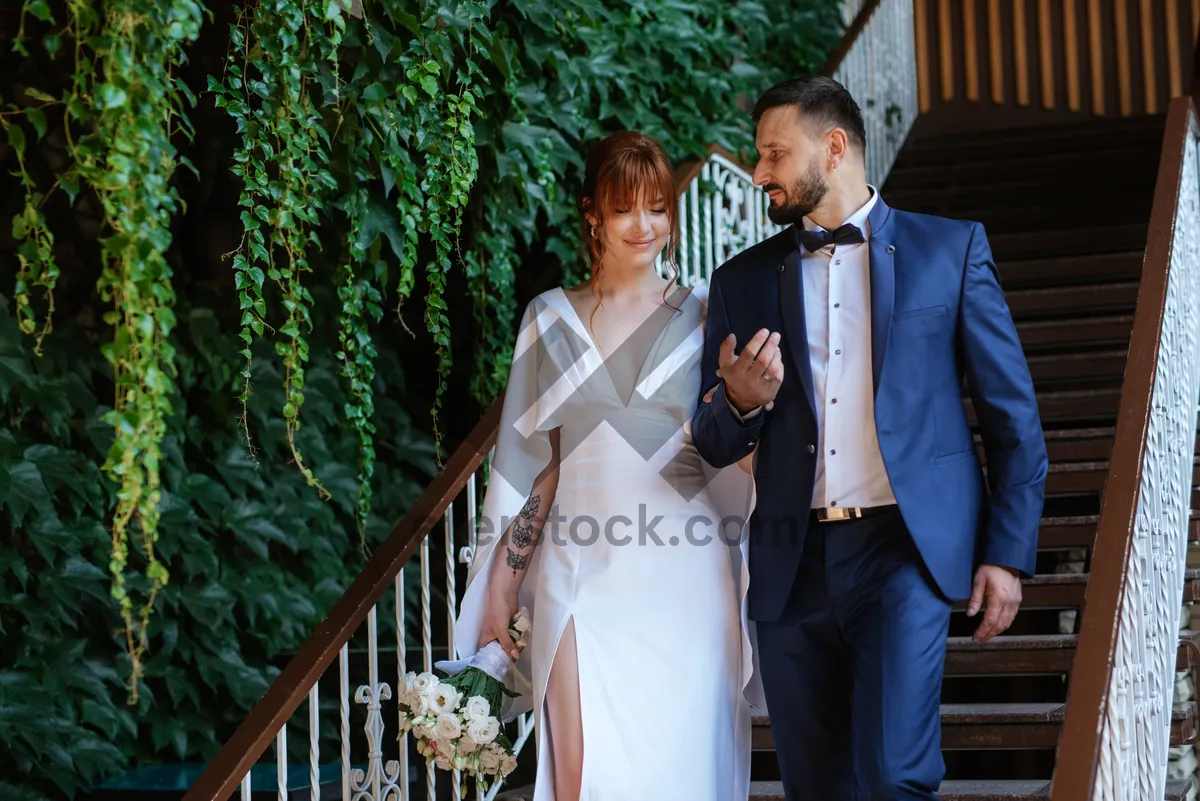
{"left": 801, "top": 188, "right": 895, "bottom": 510}
{"left": 729, "top": 187, "right": 896, "bottom": 510}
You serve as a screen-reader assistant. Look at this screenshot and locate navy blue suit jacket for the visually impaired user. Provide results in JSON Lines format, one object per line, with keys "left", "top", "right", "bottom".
{"left": 691, "top": 195, "right": 1049, "bottom": 623}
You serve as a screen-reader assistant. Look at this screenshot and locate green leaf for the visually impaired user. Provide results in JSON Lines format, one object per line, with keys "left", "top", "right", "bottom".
{"left": 25, "top": 107, "right": 46, "bottom": 140}
{"left": 356, "top": 197, "right": 407, "bottom": 264}
{"left": 5, "top": 123, "right": 26, "bottom": 157}
{"left": 26, "top": 0, "right": 52, "bottom": 22}
{"left": 3, "top": 460, "right": 49, "bottom": 526}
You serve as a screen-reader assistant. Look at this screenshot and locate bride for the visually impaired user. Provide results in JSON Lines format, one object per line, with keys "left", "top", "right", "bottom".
{"left": 454, "top": 131, "right": 773, "bottom": 800}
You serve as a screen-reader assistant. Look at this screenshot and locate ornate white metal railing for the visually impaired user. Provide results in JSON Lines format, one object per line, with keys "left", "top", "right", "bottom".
{"left": 832, "top": 0, "right": 918, "bottom": 190}
{"left": 658, "top": 151, "right": 783, "bottom": 287}
{"left": 195, "top": 2, "right": 923, "bottom": 800}
{"left": 1090, "top": 110, "right": 1200, "bottom": 801}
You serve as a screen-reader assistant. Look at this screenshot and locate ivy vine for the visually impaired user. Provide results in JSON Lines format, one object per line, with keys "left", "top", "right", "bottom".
{"left": 3, "top": 0, "right": 844, "bottom": 744}
{"left": 6, "top": 0, "right": 205, "bottom": 700}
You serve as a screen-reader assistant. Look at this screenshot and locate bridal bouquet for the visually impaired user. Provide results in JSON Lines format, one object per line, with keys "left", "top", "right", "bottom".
{"left": 398, "top": 607, "right": 531, "bottom": 794}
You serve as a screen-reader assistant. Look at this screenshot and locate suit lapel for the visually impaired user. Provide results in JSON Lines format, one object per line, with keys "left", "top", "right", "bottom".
{"left": 867, "top": 196, "right": 896, "bottom": 396}
{"left": 779, "top": 234, "right": 818, "bottom": 418}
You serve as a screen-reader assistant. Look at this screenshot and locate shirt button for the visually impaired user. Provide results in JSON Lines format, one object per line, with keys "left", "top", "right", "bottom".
{"left": 834, "top": 303, "right": 840, "bottom": 309}
{"left": 835, "top": 349, "right": 842, "bottom": 355}
{"left": 830, "top": 449, "right": 837, "bottom": 455}
{"left": 830, "top": 501, "right": 838, "bottom": 507}
{"left": 807, "top": 444, "right": 816, "bottom": 454}
{"left": 831, "top": 398, "right": 838, "bottom": 404}
{"left": 834, "top": 260, "right": 841, "bottom": 265}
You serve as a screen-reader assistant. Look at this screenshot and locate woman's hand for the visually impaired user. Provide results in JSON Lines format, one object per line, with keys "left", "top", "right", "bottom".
{"left": 479, "top": 590, "right": 521, "bottom": 661}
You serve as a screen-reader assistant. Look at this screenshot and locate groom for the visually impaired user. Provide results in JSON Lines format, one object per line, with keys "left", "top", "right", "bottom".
{"left": 691, "top": 76, "right": 1048, "bottom": 799}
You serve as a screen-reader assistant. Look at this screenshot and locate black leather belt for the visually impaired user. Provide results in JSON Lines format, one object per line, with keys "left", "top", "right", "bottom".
{"left": 810, "top": 504, "right": 898, "bottom": 523}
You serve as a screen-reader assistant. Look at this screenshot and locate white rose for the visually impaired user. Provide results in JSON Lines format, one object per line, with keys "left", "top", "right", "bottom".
{"left": 511, "top": 609, "right": 531, "bottom": 634}
{"left": 467, "top": 715, "right": 500, "bottom": 745}
{"left": 478, "top": 745, "right": 502, "bottom": 772}
{"left": 413, "top": 672, "right": 437, "bottom": 696}
{"left": 403, "top": 671, "right": 418, "bottom": 695}
{"left": 434, "top": 713, "right": 462, "bottom": 741}
{"left": 499, "top": 753, "right": 518, "bottom": 776}
{"left": 410, "top": 690, "right": 434, "bottom": 714}
{"left": 462, "top": 696, "right": 490, "bottom": 722}
{"left": 429, "top": 683, "right": 461, "bottom": 715}
{"left": 458, "top": 734, "right": 480, "bottom": 755}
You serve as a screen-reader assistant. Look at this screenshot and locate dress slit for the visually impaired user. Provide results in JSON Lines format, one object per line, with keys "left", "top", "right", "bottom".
{"left": 537, "top": 614, "right": 585, "bottom": 800}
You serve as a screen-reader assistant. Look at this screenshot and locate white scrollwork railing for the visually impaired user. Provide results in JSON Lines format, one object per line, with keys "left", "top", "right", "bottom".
{"left": 833, "top": 0, "right": 918, "bottom": 190}
{"left": 659, "top": 151, "right": 783, "bottom": 287}
{"left": 1092, "top": 113, "right": 1200, "bottom": 801}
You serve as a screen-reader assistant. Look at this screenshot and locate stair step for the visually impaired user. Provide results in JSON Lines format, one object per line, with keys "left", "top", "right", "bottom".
{"left": 752, "top": 702, "right": 1195, "bottom": 751}
{"left": 732, "top": 778, "right": 1195, "bottom": 800}
{"left": 1043, "top": 461, "right": 1108, "bottom": 495}
{"left": 946, "top": 569, "right": 1200, "bottom": 610}
{"left": 967, "top": 389, "right": 1123, "bottom": 425}
{"left": 988, "top": 224, "right": 1146, "bottom": 261}
{"left": 1005, "top": 283, "right": 1139, "bottom": 319}
{"left": 1033, "top": 512, "right": 1199, "bottom": 550}
{"left": 886, "top": 170, "right": 1157, "bottom": 215}
{"left": 902, "top": 119, "right": 1161, "bottom": 167}
{"left": 895, "top": 115, "right": 1165, "bottom": 157}
{"left": 999, "top": 252, "right": 1142, "bottom": 290}
{"left": 887, "top": 145, "right": 1163, "bottom": 187}
{"left": 1015, "top": 315, "right": 1133, "bottom": 350}
{"left": 944, "top": 631, "right": 1200, "bottom": 676}
{"left": 991, "top": 455, "right": 1200, "bottom": 496}
{"left": 1025, "top": 350, "right": 1126, "bottom": 384}
{"left": 502, "top": 778, "right": 1195, "bottom": 800}
{"left": 972, "top": 427, "right": 1200, "bottom": 462}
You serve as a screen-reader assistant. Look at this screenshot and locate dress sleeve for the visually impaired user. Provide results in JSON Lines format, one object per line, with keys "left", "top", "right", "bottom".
{"left": 454, "top": 295, "right": 559, "bottom": 719}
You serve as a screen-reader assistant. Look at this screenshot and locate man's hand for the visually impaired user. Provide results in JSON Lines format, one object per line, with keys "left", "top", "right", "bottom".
{"left": 966, "top": 564, "right": 1023, "bottom": 643}
{"left": 718, "top": 329, "right": 784, "bottom": 414}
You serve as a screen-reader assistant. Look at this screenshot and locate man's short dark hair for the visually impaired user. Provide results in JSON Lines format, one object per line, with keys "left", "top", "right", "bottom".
{"left": 752, "top": 76, "right": 867, "bottom": 153}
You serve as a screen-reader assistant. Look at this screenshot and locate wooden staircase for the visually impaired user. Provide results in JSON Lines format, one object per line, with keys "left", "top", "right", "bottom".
{"left": 499, "top": 115, "right": 1200, "bottom": 800}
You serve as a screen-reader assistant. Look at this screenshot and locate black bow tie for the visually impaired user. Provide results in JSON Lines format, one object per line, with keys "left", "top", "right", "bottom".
{"left": 797, "top": 223, "right": 865, "bottom": 253}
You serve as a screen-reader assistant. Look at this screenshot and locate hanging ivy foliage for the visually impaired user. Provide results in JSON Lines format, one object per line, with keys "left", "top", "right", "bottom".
{"left": 6, "top": 0, "right": 205, "bottom": 700}
{"left": 2, "top": 1, "right": 843, "bottom": 789}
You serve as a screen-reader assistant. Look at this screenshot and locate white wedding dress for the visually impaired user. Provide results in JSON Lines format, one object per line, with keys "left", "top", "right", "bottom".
{"left": 455, "top": 284, "right": 763, "bottom": 800}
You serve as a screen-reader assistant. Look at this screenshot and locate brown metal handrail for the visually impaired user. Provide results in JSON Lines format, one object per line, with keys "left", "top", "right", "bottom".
{"left": 1050, "top": 94, "right": 1199, "bottom": 799}
{"left": 182, "top": 3, "right": 887, "bottom": 798}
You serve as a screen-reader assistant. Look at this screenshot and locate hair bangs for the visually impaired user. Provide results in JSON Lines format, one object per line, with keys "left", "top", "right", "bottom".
{"left": 593, "top": 148, "right": 675, "bottom": 222}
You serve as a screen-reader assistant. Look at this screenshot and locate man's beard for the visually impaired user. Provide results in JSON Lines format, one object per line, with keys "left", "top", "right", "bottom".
{"left": 764, "top": 160, "right": 828, "bottom": 226}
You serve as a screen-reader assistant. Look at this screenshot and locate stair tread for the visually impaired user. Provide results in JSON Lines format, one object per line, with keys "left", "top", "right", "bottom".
{"left": 945, "top": 634, "right": 1077, "bottom": 651}
{"left": 738, "top": 778, "right": 1194, "bottom": 800}
{"left": 997, "top": 252, "right": 1143, "bottom": 287}
{"left": 501, "top": 778, "right": 1193, "bottom": 800}
{"left": 753, "top": 701, "right": 1194, "bottom": 727}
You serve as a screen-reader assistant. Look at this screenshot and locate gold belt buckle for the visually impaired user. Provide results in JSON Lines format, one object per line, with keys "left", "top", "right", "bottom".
{"left": 820, "top": 507, "right": 853, "bottom": 522}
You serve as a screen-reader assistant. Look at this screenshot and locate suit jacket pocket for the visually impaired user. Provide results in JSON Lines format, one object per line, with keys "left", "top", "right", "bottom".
{"left": 893, "top": 305, "right": 949, "bottom": 338}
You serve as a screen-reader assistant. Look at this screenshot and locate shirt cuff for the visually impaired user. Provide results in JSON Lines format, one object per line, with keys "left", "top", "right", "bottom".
{"left": 724, "top": 391, "right": 763, "bottom": 421}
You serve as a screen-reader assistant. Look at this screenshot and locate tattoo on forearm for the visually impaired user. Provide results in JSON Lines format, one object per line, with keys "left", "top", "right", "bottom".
{"left": 518, "top": 494, "right": 541, "bottom": 521}
{"left": 512, "top": 519, "right": 535, "bottom": 549}
{"left": 506, "top": 547, "right": 529, "bottom": 575}
{"left": 511, "top": 493, "right": 542, "bottom": 549}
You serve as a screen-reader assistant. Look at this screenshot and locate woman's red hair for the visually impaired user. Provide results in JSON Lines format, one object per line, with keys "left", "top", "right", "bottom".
{"left": 579, "top": 132, "right": 681, "bottom": 326}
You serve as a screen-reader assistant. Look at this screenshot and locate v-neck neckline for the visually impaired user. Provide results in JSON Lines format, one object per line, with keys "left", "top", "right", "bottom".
{"left": 556, "top": 285, "right": 692, "bottom": 408}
